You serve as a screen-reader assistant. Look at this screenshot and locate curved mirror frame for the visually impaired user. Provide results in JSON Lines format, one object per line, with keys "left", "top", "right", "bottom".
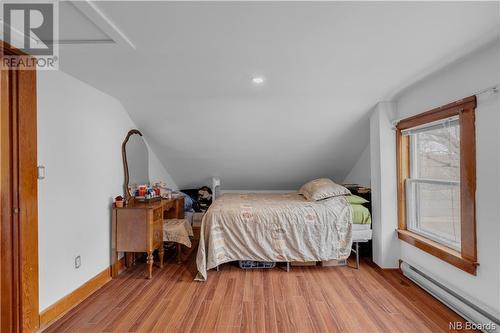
{"left": 122, "top": 129, "right": 150, "bottom": 202}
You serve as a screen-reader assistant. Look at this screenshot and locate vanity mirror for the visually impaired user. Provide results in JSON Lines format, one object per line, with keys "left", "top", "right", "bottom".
{"left": 122, "top": 129, "right": 152, "bottom": 202}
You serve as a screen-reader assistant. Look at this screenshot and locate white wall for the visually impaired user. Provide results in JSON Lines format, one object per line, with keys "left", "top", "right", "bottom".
{"left": 369, "top": 102, "right": 400, "bottom": 269}
{"left": 343, "top": 144, "right": 371, "bottom": 188}
{"left": 37, "top": 70, "right": 176, "bottom": 311}
{"left": 395, "top": 41, "right": 500, "bottom": 316}
{"left": 146, "top": 141, "right": 178, "bottom": 190}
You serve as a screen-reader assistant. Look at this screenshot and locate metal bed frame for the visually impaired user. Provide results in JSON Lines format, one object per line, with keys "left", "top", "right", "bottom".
{"left": 215, "top": 240, "right": 368, "bottom": 272}
{"left": 351, "top": 240, "right": 370, "bottom": 269}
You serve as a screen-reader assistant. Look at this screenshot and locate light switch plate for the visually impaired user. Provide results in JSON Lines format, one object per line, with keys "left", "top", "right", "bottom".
{"left": 37, "top": 166, "right": 45, "bottom": 179}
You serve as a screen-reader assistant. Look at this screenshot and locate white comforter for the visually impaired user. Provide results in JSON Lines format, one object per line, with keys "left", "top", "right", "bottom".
{"left": 196, "top": 193, "right": 353, "bottom": 281}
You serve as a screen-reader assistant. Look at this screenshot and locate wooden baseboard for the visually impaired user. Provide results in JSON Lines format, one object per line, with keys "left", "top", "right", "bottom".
{"left": 115, "top": 255, "right": 127, "bottom": 275}
{"left": 39, "top": 257, "right": 125, "bottom": 329}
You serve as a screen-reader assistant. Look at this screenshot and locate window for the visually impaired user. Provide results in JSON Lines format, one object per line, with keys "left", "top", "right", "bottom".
{"left": 396, "top": 96, "right": 478, "bottom": 275}
{"left": 406, "top": 117, "right": 461, "bottom": 250}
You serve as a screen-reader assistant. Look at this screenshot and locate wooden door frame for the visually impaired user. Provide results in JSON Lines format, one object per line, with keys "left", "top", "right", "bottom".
{"left": 1, "top": 41, "right": 39, "bottom": 332}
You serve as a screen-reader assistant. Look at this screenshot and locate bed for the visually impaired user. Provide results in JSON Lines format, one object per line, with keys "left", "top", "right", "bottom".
{"left": 195, "top": 192, "right": 359, "bottom": 281}
{"left": 350, "top": 203, "right": 372, "bottom": 268}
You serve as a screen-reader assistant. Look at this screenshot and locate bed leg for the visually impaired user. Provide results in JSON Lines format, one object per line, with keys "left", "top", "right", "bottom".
{"left": 286, "top": 262, "right": 290, "bottom": 272}
{"left": 216, "top": 265, "right": 219, "bottom": 272}
{"left": 355, "top": 242, "right": 360, "bottom": 269}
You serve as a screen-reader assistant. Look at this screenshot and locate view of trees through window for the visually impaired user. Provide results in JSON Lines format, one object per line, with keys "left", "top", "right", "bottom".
{"left": 416, "top": 125, "right": 460, "bottom": 180}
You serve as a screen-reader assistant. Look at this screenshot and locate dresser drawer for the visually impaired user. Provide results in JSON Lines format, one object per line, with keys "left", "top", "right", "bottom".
{"left": 153, "top": 208, "right": 163, "bottom": 221}
{"left": 116, "top": 209, "right": 148, "bottom": 252}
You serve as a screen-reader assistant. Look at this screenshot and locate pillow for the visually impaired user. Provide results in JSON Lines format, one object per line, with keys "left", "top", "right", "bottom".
{"left": 299, "top": 178, "right": 350, "bottom": 201}
{"left": 346, "top": 194, "right": 369, "bottom": 205}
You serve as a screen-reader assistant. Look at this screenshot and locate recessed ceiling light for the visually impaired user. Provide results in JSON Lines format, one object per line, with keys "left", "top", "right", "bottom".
{"left": 252, "top": 77, "right": 265, "bottom": 85}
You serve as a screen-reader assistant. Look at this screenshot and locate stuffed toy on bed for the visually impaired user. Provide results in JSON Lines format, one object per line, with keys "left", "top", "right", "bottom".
{"left": 197, "top": 186, "right": 212, "bottom": 212}
{"left": 180, "top": 186, "right": 213, "bottom": 212}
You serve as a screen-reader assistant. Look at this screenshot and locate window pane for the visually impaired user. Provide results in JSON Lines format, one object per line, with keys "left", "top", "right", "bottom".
{"left": 412, "top": 124, "right": 460, "bottom": 181}
{"left": 407, "top": 181, "right": 461, "bottom": 250}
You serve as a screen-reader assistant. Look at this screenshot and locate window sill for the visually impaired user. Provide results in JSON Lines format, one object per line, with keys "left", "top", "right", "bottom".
{"left": 397, "top": 229, "right": 478, "bottom": 275}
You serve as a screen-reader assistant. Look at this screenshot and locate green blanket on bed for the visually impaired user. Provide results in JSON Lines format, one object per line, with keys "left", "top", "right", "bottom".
{"left": 350, "top": 203, "right": 372, "bottom": 224}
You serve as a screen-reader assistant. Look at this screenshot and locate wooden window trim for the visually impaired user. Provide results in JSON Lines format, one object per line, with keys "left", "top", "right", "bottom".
{"left": 396, "top": 96, "right": 478, "bottom": 275}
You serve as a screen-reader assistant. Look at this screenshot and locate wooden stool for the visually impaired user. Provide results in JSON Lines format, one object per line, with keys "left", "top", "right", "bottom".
{"left": 163, "top": 219, "right": 193, "bottom": 263}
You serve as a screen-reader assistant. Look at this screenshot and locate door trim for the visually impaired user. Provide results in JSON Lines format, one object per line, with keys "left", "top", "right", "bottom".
{"left": 1, "top": 40, "right": 39, "bottom": 332}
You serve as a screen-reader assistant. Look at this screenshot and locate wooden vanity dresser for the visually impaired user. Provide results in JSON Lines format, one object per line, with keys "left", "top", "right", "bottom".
{"left": 111, "top": 197, "right": 184, "bottom": 278}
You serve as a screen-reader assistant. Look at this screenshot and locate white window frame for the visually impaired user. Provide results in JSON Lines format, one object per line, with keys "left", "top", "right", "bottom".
{"left": 405, "top": 121, "right": 461, "bottom": 251}
{"left": 405, "top": 178, "right": 461, "bottom": 251}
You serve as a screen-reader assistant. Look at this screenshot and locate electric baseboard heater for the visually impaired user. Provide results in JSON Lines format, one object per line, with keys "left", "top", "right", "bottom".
{"left": 400, "top": 261, "right": 499, "bottom": 333}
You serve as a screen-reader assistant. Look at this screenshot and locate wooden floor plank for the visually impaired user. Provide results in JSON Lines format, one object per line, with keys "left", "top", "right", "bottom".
{"left": 43, "top": 252, "right": 469, "bottom": 333}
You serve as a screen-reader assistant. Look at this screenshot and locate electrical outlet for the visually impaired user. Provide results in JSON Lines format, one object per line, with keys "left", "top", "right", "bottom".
{"left": 74, "top": 255, "right": 81, "bottom": 269}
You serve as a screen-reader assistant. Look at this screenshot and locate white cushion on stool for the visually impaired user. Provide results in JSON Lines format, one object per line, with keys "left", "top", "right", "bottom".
{"left": 163, "top": 219, "right": 194, "bottom": 248}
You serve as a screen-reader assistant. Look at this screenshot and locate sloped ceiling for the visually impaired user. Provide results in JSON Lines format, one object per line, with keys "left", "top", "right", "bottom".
{"left": 58, "top": 1, "right": 500, "bottom": 189}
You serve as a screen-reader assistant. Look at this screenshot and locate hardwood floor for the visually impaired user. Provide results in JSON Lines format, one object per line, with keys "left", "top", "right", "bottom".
{"left": 44, "top": 251, "right": 468, "bottom": 333}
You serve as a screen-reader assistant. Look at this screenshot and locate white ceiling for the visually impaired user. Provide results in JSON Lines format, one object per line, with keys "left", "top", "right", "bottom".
{"left": 58, "top": 1, "right": 500, "bottom": 189}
